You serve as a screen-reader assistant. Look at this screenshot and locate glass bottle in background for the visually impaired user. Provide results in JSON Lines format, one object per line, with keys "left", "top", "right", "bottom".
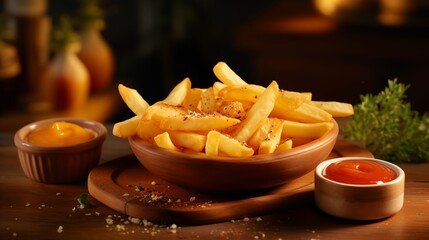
{"left": 43, "top": 16, "right": 90, "bottom": 111}
{"left": 75, "top": 0, "right": 115, "bottom": 93}
{"left": 4, "top": 0, "right": 51, "bottom": 111}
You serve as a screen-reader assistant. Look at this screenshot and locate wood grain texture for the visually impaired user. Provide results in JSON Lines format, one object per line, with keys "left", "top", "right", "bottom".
{"left": 1, "top": 130, "right": 428, "bottom": 240}
{"left": 87, "top": 140, "right": 374, "bottom": 225}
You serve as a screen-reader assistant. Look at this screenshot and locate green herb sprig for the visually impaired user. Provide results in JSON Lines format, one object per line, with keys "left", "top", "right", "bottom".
{"left": 50, "top": 15, "right": 80, "bottom": 52}
{"left": 342, "top": 79, "right": 429, "bottom": 163}
{"left": 75, "top": 0, "right": 106, "bottom": 31}
{"left": 75, "top": 193, "right": 94, "bottom": 208}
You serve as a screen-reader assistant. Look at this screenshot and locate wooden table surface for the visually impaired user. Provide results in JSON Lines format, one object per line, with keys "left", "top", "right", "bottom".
{"left": 1, "top": 127, "right": 428, "bottom": 240}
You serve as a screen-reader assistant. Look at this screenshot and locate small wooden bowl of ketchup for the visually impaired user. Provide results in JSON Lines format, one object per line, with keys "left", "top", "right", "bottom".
{"left": 314, "top": 157, "right": 405, "bottom": 220}
{"left": 14, "top": 118, "right": 107, "bottom": 183}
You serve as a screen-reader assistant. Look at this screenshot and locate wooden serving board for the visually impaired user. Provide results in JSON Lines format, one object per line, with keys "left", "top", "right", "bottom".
{"left": 88, "top": 140, "right": 373, "bottom": 225}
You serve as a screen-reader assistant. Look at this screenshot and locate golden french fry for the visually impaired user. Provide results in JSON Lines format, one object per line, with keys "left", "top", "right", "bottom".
{"left": 200, "top": 87, "right": 217, "bottom": 114}
{"left": 212, "top": 81, "right": 227, "bottom": 95}
{"left": 281, "top": 120, "right": 333, "bottom": 139}
{"left": 309, "top": 101, "right": 354, "bottom": 117}
{"left": 205, "top": 130, "right": 222, "bottom": 156}
{"left": 274, "top": 90, "right": 308, "bottom": 112}
{"left": 169, "top": 131, "right": 206, "bottom": 152}
{"left": 182, "top": 88, "right": 203, "bottom": 112}
{"left": 248, "top": 118, "right": 271, "bottom": 150}
{"left": 218, "top": 132, "right": 254, "bottom": 157}
{"left": 220, "top": 85, "right": 307, "bottom": 112}
{"left": 290, "top": 137, "right": 314, "bottom": 147}
{"left": 183, "top": 148, "right": 205, "bottom": 155}
{"left": 271, "top": 102, "right": 332, "bottom": 123}
{"left": 162, "top": 77, "right": 191, "bottom": 106}
{"left": 275, "top": 139, "right": 293, "bottom": 153}
{"left": 218, "top": 84, "right": 264, "bottom": 102}
{"left": 153, "top": 132, "right": 179, "bottom": 151}
{"left": 213, "top": 62, "right": 247, "bottom": 86}
{"left": 118, "top": 84, "right": 149, "bottom": 115}
{"left": 136, "top": 119, "right": 164, "bottom": 140}
{"left": 159, "top": 113, "right": 240, "bottom": 131}
{"left": 301, "top": 92, "right": 313, "bottom": 102}
{"left": 114, "top": 61, "right": 355, "bottom": 157}
{"left": 216, "top": 100, "right": 246, "bottom": 119}
{"left": 112, "top": 115, "right": 141, "bottom": 138}
{"left": 233, "top": 81, "right": 279, "bottom": 142}
{"left": 143, "top": 102, "right": 187, "bottom": 121}
{"left": 258, "top": 118, "right": 284, "bottom": 154}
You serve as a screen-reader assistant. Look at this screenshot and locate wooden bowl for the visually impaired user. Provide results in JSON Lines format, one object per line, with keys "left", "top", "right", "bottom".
{"left": 314, "top": 157, "right": 405, "bottom": 220}
{"left": 128, "top": 119, "right": 339, "bottom": 193}
{"left": 14, "top": 117, "right": 107, "bottom": 183}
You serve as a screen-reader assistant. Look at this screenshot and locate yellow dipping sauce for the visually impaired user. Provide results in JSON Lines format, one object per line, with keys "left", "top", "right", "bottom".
{"left": 26, "top": 121, "right": 94, "bottom": 146}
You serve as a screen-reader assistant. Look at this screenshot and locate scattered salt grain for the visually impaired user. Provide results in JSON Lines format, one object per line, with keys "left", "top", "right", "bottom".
{"left": 116, "top": 224, "right": 125, "bottom": 231}
{"left": 129, "top": 217, "right": 141, "bottom": 224}
{"left": 168, "top": 224, "right": 178, "bottom": 234}
{"left": 57, "top": 226, "right": 63, "bottom": 233}
{"left": 106, "top": 217, "right": 114, "bottom": 225}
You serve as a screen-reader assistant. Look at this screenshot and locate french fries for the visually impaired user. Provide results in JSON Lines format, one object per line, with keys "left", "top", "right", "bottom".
{"left": 112, "top": 115, "right": 141, "bottom": 138}
{"left": 162, "top": 77, "right": 191, "bottom": 106}
{"left": 159, "top": 114, "right": 240, "bottom": 131}
{"left": 271, "top": 102, "right": 332, "bottom": 123}
{"left": 213, "top": 62, "right": 247, "bottom": 86}
{"left": 281, "top": 120, "right": 334, "bottom": 139}
{"left": 258, "top": 118, "right": 284, "bottom": 154}
{"left": 136, "top": 119, "right": 163, "bottom": 140}
{"left": 205, "top": 131, "right": 222, "bottom": 156}
{"left": 118, "top": 84, "right": 149, "bottom": 115}
{"left": 154, "top": 132, "right": 179, "bottom": 151}
{"left": 309, "top": 101, "right": 354, "bottom": 117}
{"left": 113, "top": 85, "right": 149, "bottom": 138}
{"left": 232, "top": 81, "right": 279, "bottom": 142}
{"left": 169, "top": 131, "right": 206, "bottom": 152}
{"left": 217, "top": 132, "right": 254, "bottom": 157}
{"left": 113, "top": 61, "right": 353, "bottom": 157}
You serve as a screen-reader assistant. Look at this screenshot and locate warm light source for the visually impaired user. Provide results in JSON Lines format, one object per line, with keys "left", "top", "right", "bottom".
{"left": 378, "top": 0, "right": 412, "bottom": 26}
{"left": 313, "top": 0, "right": 429, "bottom": 27}
{"left": 313, "top": 0, "right": 376, "bottom": 18}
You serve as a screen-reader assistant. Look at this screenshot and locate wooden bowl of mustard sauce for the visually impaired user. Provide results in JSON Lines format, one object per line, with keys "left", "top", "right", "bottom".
{"left": 14, "top": 118, "right": 107, "bottom": 183}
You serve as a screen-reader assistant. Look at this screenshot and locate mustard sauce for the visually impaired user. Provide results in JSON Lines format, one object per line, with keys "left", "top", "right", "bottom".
{"left": 26, "top": 121, "right": 94, "bottom": 146}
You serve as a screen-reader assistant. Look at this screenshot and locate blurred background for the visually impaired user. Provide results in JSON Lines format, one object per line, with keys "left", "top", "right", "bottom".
{"left": 1, "top": 0, "right": 428, "bottom": 132}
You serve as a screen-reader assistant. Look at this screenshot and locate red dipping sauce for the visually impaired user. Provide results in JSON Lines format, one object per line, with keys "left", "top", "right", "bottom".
{"left": 323, "top": 160, "right": 397, "bottom": 184}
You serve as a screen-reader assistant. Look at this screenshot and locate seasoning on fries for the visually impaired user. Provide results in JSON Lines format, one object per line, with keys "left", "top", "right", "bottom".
{"left": 113, "top": 61, "right": 354, "bottom": 157}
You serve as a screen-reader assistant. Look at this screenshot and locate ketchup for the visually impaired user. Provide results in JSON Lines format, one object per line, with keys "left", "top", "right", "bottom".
{"left": 324, "top": 160, "right": 397, "bottom": 184}
{"left": 26, "top": 121, "right": 94, "bottom": 147}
